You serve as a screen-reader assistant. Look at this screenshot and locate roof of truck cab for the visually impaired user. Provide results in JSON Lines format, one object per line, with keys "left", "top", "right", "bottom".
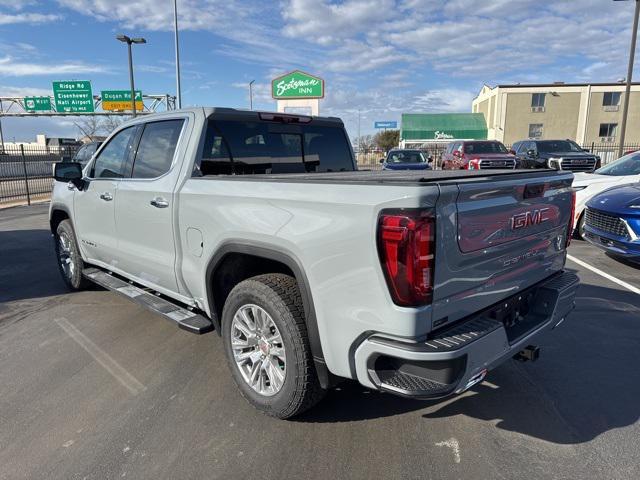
{"left": 125, "top": 107, "right": 345, "bottom": 125}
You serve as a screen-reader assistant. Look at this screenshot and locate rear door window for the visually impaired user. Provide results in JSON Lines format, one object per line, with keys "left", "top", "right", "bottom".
{"left": 131, "top": 120, "right": 185, "bottom": 179}
{"left": 199, "top": 119, "right": 354, "bottom": 175}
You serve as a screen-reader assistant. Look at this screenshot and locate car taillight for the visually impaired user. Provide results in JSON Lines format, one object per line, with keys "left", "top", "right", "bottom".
{"left": 377, "top": 209, "right": 435, "bottom": 307}
{"left": 566, "top": 190, "right": 576, "bottom": 247}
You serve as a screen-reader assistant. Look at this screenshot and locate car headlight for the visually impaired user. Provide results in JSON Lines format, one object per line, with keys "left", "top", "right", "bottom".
{"left": 547, "top": 157, "right": 562, "bottom": 169}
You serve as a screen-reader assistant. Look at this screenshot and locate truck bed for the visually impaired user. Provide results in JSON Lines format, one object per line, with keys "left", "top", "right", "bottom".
{"left": 207, "top": 169, "right": 565, "bottom": 185}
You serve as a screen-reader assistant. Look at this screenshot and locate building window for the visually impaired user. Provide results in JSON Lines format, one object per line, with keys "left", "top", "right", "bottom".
{"left": 531, "top": 93, "right": 545, "bottom": 112}
{"left": 528, "top": 123, "right": 543, "bottom": 139}
{"left": 599, "top": 123, "right": 618, "bottom": 140}
{"left": 531, "top": 93, "right": 545, "bottom": 107}
{"left": 602, "top": 92, "right": 621, "bottom": 111}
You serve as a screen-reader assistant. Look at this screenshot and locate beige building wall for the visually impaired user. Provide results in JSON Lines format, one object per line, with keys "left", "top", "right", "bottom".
{"left": 502, "top": 92, "right": 581, "bottom": 145}
{"left": 583, "top": 90, "right": 640, "bottom": 145}
{"left": 472, "top": 83, "right": 640, "bottom": 147}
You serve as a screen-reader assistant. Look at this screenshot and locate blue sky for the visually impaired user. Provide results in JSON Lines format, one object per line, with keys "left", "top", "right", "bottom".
{"left": 0, "top": 0, "right": 638, "bottom": 141}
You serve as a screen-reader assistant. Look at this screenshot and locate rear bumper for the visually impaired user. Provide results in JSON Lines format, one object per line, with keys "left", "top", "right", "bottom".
{"left": 353, "top": 271, "right": 579, "bottom": 398}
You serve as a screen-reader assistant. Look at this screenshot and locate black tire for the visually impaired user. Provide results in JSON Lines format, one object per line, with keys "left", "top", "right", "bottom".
{"left": 54, "top": 219, "right": 90, "bottom": 290}
{"left": 221, "top": 273, "right": 325, "bottom": 419}
{"left": 574, "top": 212, "right": 586, "bottom": 240}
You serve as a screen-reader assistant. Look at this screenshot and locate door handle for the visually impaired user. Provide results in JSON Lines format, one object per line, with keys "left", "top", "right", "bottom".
{"left": 150, "top": 197, "right": 169, "bottom": 208}
{"left": 99, "top": 192, "right": 113, "bottom": 201}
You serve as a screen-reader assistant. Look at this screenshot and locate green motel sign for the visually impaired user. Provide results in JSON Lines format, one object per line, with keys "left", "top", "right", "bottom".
{"left": 272, "top": 70, "right": 324, "bottom": 99}
{"left": 52, "top": 80, "right": 94, "bottom": 113}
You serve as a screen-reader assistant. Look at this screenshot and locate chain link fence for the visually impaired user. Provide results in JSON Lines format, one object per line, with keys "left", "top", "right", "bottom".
{"left": 0, "top": 144, "right": 80, "bottom": 206}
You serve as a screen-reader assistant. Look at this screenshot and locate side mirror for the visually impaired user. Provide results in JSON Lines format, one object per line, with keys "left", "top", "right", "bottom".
{"left": 508, "top": 149, "right": 516, "bottom": 155}
{"left": 526, "top": 149, "right": 537, "bottom": 157}
{"left": 54, "top": 162, "right": 85, "bottom": 190}
{"left": 379, "top": 158, "right": 385, "bottom": 164}
{"left": 427, "top": 156, "right": 433, "bottom": 163}
{"left": 583, "top": 148, "right": 591, "bottom": 153}
{"left": 453, "top": 150, "right": 461, "bottom": 157}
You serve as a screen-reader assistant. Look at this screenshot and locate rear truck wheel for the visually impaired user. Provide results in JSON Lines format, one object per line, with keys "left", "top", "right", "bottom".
{"left": 54, "top": 219, "right": 90, "bottom": 290}
{"left": 221, "top": 273, "right": 325, "bottom": 419}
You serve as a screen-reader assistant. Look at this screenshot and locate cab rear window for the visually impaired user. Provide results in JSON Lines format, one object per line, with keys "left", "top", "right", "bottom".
{"left": 197, "top": 119, "right": 355, "bottom": 175}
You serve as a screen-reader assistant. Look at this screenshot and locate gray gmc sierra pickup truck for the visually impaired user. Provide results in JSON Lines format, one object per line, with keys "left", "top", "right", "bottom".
{"left": 50, "top": 108, "right": 579, "bottom": 418}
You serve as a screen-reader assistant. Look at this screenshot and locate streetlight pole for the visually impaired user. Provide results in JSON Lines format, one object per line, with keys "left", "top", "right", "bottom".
{"left": 173, "top": 0, "right": 182, "bottom": 109}
{"left": 617, "top": 0, "right": 640, "bottom": 157}
{"left": 116, "top": 34, "right": 146, "bottom": 118}
{"left": 249, "top": 80, "right": 255, "bottom": 110}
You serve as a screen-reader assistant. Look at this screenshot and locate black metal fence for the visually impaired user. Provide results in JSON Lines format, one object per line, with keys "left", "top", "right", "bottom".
{"left": 0, "top": 144, "right": 80, "bottom": 206}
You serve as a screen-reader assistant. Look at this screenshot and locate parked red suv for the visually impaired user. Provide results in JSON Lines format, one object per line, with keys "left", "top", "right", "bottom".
{"left": 441, "top": 140, "right": 516, "bottom": 170}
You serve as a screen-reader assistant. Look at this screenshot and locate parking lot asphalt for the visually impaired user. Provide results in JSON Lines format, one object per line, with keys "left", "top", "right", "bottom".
{"left": 1, "top": 204, "right": 639, "bottom": 480}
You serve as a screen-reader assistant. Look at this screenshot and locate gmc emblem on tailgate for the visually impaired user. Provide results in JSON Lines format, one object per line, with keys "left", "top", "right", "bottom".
{"left": 511, "top": 208, "right": 550, "bottom": 230}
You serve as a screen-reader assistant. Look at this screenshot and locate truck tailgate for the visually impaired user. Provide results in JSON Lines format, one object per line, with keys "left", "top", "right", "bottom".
{"left": 431, "top": 171, "right": 574, "bottom": 329}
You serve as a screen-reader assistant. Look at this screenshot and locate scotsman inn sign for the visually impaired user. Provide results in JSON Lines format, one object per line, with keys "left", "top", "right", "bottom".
{"left": 271, "top": 70, "right": 324, "bottom": 99}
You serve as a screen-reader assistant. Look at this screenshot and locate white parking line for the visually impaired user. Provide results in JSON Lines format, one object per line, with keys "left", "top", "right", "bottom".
{"left": 55, "top": 318, "right": 147, "bottom": 396}
{"left": 567, "top": 254, "right": 640, "bottom": 295}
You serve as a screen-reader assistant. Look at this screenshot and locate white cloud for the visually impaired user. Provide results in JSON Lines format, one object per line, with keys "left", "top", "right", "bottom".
{"left": 409, "top": 89, "right": 476, "bottom": 113}
{"left": 282, "top": 0, "right": 397, "bottom": 44}
{"left": 0, "top": 56, "right": 107, "bottom": 76}
{"left": 0, "top": 84, "right": 52, "bottom": 97}
{"left": 0, "top": 12, "right": 60, "bottom": 24}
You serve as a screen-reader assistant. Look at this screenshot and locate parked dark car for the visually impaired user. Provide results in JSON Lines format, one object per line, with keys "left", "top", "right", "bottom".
{"left": 512, "top": 139, "right": 601, "bottom": 172}
{"left": 68, "top": 141, "right": 102, "bottom": 167}
{"left": 583, "top": 183, "right": 640, "bottom": 262}
{"left": 380, "top": 149, "right": 432, "bottom": 170}
{"left": 441, "top": 140, "right": 516, "bottom": 170}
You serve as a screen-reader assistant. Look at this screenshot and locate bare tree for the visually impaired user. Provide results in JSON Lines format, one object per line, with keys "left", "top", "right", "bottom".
{"left": 102, "top": 115, "right": 127, "bottom": 135}
{"left": 74, "top": 116, "right": 103, "bottom": 140}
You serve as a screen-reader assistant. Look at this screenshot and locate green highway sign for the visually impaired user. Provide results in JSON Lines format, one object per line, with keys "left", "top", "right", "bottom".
{"left": 101, "top": 90, "right": 143, "bottom": 111}
{"left": 24, "top": 96, "right": 52, "bottom": 112}
{"left": 272, "top": 70, "right": 324, "bottom": 99}
{"left": 52, "top": 80, "right": 94, "bottom": 113}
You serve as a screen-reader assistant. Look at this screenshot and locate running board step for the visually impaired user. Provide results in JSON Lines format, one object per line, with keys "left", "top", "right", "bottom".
{"left": 82, "top": 267, "right": 214, "bottom": 335}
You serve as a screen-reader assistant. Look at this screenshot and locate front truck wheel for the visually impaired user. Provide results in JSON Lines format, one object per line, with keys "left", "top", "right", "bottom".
{"left": 54, "top": 219, "right": 91, "bottom": 290}
{"left": 222, "top": 273, "right": 326, "bottom": 419}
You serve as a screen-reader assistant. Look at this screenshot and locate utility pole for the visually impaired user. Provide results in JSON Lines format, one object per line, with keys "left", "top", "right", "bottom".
{"left": 617, "top": 0, "right": 640, "bottom": 157}
{"left": 249, "top": 80, "right": 255, "bottom": 110}
{"left": 0, "top": 99, "right": 5, "bottom": 153}
{"left": 357, "top": 108, "right": 361, "bottom": 151}
{"left": 173, "top": 0, "right": 182, "bottom": 109}
{"left": 116, "top": 34, "right": 146, "bottom": 118}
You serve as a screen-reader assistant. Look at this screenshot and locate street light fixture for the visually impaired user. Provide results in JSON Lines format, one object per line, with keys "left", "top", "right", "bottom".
{"left": 116, "top": 34, "right": 146, "bottom": 118}
{"left": 614, "top": 0, "right": 640, "bottom": 157}
{"left": 249, "top": 80, "right": 255, "bottom": 110}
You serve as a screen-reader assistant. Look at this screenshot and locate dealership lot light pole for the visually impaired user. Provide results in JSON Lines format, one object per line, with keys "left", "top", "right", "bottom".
{"left": 173, "top": 0, "right": 182, "bottom": 109}
{"left": 249, "top": 80, "right": 255, "bottom": 110}
{"left": 116, "top": 34, "right": 146, "bottom": 118}
{"left": 615, "top": 0, "right": 640, "bottom": 157}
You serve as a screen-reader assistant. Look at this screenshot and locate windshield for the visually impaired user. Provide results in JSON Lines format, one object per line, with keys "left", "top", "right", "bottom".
{"left": 537, "top": 140, "right": 582, "bottom": 153}
{"left": 463, "top": 142, "right": 507, "bottom": 154}
{"left": 595, "top": 152, "right": 640, "bottom": 176}
{"left": 387, "top": 151, "right": 426, "bottom": 164}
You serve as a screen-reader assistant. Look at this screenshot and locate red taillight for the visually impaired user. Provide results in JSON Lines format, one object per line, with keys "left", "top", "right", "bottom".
{"left": 377, "top": 209, "right": 435, "bottom": 307}
{"left": 566, "top": 190, "right": 576, "bottom": 247}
